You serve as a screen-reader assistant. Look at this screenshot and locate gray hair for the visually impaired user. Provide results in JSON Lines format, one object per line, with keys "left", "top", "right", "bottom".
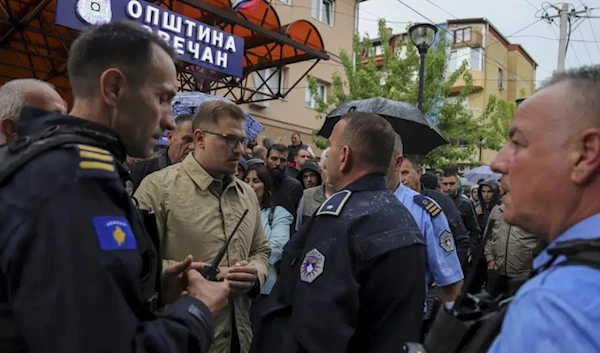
{"left": 0, "top": 79, "right": 55, "bottom": 121}
{"left": 252, "top": 145, "right": 267, "bottom": 159}
{"left": 0, "top": 79, "right": 55, "bottom": 144}
{"left": 542, "top": 65, "right": 600, "bottom": 120}
{"left": 320, "top": 147, "right": 330, "bottom": 167}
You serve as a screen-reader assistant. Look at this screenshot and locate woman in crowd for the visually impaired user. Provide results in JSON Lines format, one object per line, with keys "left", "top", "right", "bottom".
{"left": 244, "top": 164, "right": 293, "bottom": 331}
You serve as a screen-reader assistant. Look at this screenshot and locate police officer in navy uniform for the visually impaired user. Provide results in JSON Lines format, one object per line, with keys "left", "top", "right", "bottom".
{"left": 0, "top": 21, "right": 229, "bottom": 352}
{"left": 253, "top": 112, "right": 427, "bottom": 353}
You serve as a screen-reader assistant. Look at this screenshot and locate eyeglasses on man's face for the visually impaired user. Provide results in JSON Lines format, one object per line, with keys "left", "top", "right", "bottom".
{"left": 204, "top": 131, "right": 249, "bottom": 149}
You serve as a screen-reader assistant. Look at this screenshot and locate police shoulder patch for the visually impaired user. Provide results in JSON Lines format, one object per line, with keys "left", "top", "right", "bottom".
{"left": 316, "top": 190, "right": 352, "bottom": 216}
{"left": 67, "top": 144, "right": 118, "bottom": 179}
{"left": 413, "top": 194, "right": 442, "bottom": 217}
{"left": 440, "top": 231, "right": 455, "bottom": 252}
{"left": 300, "top": 248, "right": 325, "bottom": 283}
{"left": 93, "top": 216, "right": 137, "bottom": 251}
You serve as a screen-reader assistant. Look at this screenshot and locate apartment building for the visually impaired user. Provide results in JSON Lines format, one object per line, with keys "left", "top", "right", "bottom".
{"left": 371, "top": 18, "right": 538, "bottom": 166}
{"left": 239, "top": 0, "right": 360, "bottom": 152}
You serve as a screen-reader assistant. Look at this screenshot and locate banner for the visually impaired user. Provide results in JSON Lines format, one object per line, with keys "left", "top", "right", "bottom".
{"left": 56, "top": 0, "right": 244, "bottom": 77}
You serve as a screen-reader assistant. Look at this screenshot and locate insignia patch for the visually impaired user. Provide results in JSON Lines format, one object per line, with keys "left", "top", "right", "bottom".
{"left": 300, "top": 248, "right": 325, "bottom": 283}
{"left": 68, "top": 144, "right": 118, "bottom": 179}
{"left": 93, "top": 216, "right": 137, "bottom": 251}
{"left": 316, "top": 190, "right": 352, "bottom": 216}
{"left": 413, "top": 194, "right": 442, "bottom": 217}
{"left": 76, "top": 0, "right": 112, "bottom": 25}
{"left": 440, "top": 231, "right": 455, "bottom": 252}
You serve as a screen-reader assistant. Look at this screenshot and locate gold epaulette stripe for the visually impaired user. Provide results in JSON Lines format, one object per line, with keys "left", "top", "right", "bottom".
{"left": 425, "top": 202, "right": 436, "bottom": 211}
{"left": 79, "top": 150, "right": 114, "bottom": 162}
{"left": 79, "top": 161, "right": 116, "bottom": 172}
{"left": 431, "top": 208, "right": 442, "bottom": 217}
{"left": 76, "top": 144, "right": 112, "bottom": 155}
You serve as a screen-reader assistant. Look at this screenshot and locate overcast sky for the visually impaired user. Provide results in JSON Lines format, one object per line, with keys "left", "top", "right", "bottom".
{"left": 357, "top": 0, "right": 600, "bottom": 85}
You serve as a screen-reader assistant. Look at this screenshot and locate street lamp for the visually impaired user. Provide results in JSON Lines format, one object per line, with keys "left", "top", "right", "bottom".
{"left": 409, "top": 23, "right": 438, "bottom": 111}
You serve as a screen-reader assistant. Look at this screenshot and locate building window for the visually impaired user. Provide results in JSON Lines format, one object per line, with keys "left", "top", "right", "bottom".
{"left": 253, "top": 68, "right": 282, "bottom": 105}
{"left": 375, "top": 45, "right": 383, "bottom": 56}
{"left": 279, "top": 0, "right": 291, "bottom": 4}
{"left": 454, "top": 27, "right": 472, "bottom": 44}
{"left": 312, "top": 0, "right": 334, "bottom": 26}
{"left": 448, "top": 50, "right": 457, "bottom": 72}
{"left": 469, "top": 48, "right": 483, "bottom": 70}
{"left": 446, "top": 96, "right": 468, "bottom": 109}
{"left": 305, "top": 80, "right": 327, "bottom": 109}
{"left": 498, "top": 68, "right": 504, "bottom": 90}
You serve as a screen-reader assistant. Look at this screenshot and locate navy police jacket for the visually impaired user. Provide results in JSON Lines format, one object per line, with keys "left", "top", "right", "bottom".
{"left": 0, "top": 109, "right": 214, "bottom": 353}
{"left": 253, "top": 174, "right": 427, "bottom": 353}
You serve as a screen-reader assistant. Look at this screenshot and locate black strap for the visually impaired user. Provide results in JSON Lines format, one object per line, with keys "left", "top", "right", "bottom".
{"left": 0, "top": 126, "right": 104, "bottom": 187}
{"left": 157, "top": 153, "right": 168, "bottom": 170}
{"left": 268, "top": 206, "right": 276, "bottom": 227}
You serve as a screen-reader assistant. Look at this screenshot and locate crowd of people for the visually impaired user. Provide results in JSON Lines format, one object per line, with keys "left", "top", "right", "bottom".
{"left": 1, "top": 19, "right": 599, "bottom": 353}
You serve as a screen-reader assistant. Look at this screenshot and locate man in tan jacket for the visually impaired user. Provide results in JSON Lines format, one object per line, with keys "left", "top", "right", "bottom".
{"left": 134, "top": 100, "right": 271, "bottom": 353}
{"left": 483, "top": 203, "right": 539, "bottom": 297}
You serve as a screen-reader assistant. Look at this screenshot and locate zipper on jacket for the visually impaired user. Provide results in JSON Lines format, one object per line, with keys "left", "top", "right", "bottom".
{"left": 505, "top": 225, "right": 512, "bottom": 275}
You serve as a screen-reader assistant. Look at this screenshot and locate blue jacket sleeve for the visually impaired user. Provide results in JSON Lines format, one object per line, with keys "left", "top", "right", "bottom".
{"left": 268, "top": 206, "right": 293, "bottom": 265}
{"left": 0, "top": 154, "right": 214, "bottom": 353}
{"left": 426, "top": 209, "right": 464, "bottom": 286}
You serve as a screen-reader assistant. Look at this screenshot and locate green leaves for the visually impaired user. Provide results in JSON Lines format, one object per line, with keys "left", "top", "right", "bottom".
{"left": 309, "top": 19, "right": 515, "bottom": 167}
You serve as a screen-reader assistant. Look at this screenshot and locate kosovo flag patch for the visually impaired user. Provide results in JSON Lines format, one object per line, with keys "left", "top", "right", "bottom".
{"left": 93, "top": 216, "right": 137, "bottom": 251}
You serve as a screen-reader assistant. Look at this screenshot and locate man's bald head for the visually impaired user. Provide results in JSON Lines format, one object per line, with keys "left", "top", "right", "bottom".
{"left": 0, "top": 79, "right": 67, "bottom": 144}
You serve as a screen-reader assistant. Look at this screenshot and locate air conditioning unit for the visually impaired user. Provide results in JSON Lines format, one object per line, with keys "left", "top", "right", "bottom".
{"left": 499, "top": 81, "right": 506, "bottom": 90}
{"left": 250, "top": 93, "right": 269, "bottom": 108}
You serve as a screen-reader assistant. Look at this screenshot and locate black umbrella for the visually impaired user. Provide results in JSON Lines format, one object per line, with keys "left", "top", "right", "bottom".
{"left": 317, "top": 97, "right": 448, "bottom": 155}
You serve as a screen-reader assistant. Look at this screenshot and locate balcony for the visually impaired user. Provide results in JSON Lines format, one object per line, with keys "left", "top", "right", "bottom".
{"left": 449, "top": 69, "right": 484, "bottom": 93}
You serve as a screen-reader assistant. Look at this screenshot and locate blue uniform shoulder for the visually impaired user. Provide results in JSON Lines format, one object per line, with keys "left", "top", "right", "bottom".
{"left": 413, "top": 194, "right": 442, "bottom": 217}
{"left": 316, "top": 190, "right": 352, "bottom": 216}
{"left": 66, "top": 144, "right": 119, "bottom": 180}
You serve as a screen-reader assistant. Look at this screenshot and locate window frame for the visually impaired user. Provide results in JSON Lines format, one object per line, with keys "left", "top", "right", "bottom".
{"left": 305, "top": 80, "right": 327, "bottom": 109}
{"left": 453, "top": 27, "right": 473, "bottom": 44}
{"left": 312, "top": 0, "right": 334, "bottom": 26}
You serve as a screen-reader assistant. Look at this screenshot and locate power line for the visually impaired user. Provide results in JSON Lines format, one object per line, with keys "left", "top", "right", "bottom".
{"left": 511, "top": 33, "right": 600, "bottom": 42}
{"left": 548, "top": 24, "right": 572, "bottom": 67}
{"left": 576, "top": 20, "right": 594, "bottom": 62}
{"left": 523, "top": 0, "right": 540, "bottom": 11}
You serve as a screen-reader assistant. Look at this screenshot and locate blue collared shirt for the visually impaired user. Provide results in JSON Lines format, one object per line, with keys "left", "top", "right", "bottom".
{"left": 488, "top": 213, "right": 600, "bottom": 353}
{"left": 394, "top": 184, "right": 464, "bottom": 287}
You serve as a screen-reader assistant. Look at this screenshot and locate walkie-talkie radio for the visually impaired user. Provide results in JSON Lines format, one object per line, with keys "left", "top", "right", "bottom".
{"left": 200, "top": 209, "right": 249, "bottom": 281}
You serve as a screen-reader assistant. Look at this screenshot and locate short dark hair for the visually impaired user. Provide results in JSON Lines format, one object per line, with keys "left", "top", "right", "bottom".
{"left": 443, "top": 168, "right": 459, "bottom": 178}
{"left": 292, "top": 132, "right": 301, "bottom": 138}
{"left": 192, "top": 100, "right": 245, "bottom": 131}
{"left": 404, "top": 154, "right": 420, "bottom": 170}
{"left": 421, "top": 172, "right": 440, "bottom": 190}
{"left": 339, "top": 112, "right": 395, "bottom": 174}
{"left": 268, "top": 144, "right": 289, "bottom": 158}
{"left": 295, "top": 146, "right": 309, "bottom": 157}
{"left": 247, "top": 163, "right": 273, "bottom": 209}
{"left": 68, "top": 20, "right": 177, "bottom": 98}
{"left": 175, "top": 113, "right": 193, "bottom": 125}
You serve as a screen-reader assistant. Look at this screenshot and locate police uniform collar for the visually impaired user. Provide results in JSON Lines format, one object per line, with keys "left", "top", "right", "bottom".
{"left": 181, "top": 152, "right": 237, "bottom": 191}
{"left": 17, "top": 107, "right": 127, "bottom": 162}
{"left": 341, "top": 173, "right": 387, "bottom": 192}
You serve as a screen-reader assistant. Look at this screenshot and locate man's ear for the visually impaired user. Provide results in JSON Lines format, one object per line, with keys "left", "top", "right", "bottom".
{"left": 569, "top": 128, "right": 600, "bottom": 185}
{"left": 339, "top": 145, "right": 351, "bottom": 173}
{"left": 194, "top": 129, "right": 205, "bottom": 148}
{"left": 0, "top": 118, "right": 17, "bottom": 142}
{"left": 394, "top": 155, "right": 404, "bottom": 172}
{"left": 416, "top": 167, "right": 423, "bottom": 178}
{"left": 99, "top": 68, "right": 126, "bottom": 107}
{"left": 167, "top": 130, "right": 174, "bottom": 144}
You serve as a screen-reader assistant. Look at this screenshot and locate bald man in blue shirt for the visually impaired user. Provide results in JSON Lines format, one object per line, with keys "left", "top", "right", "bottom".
{"left": 386, "top": 134, "right": 464, "bottom": 311}
{"left": 487, "top": 66, "right": 600, "bottom": 353}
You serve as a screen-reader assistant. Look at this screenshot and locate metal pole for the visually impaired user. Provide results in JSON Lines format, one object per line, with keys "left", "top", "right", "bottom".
{"left": 417, "top": 51, "right": 427, "bottom": 111}
{"left": 352, "top": 2, "right": 360, "bottom": 72}
{"left": 557, "top": 3, "right": 569, "bottom": 71}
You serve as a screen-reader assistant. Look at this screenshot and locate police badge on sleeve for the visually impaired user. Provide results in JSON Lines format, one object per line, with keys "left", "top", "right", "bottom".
{"left": 300, "top": 248, "right": 325, "bottom": 283}
{"left": 440, "top": 231, "right": 455, "bottom": 252}
{"left": 76, "top": 0, "right": 113, "bottom": 26}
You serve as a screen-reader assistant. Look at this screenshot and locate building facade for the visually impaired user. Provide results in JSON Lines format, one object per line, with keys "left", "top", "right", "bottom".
{"left": 239, "top": 0, "right": 359, "bottom": 153}
{"left": 371, "top": 18, "right": 537, "bottom": 167}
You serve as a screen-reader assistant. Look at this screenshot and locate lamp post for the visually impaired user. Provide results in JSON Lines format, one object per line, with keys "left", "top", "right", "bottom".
{"left": 409, "top": 23, "right": 438, "bottom": 111}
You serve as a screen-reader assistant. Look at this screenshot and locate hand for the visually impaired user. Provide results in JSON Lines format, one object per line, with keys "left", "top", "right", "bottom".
{"left": 186, "top": 269, "right": 230, "bottom": 318}
{"left": 190, "top": 262, "right": 233, "bottom": 281}
{"left": 162, "top": 255, "right": 193, "bottom": 305}
{"left": 226, "top": 261, "right": 258, "bottom": 294}
{"left": 475, "top": 205, "right": 483, "bottom": 215}
{"left": 487, "top": 261, "right": 496, "bottom": 270}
